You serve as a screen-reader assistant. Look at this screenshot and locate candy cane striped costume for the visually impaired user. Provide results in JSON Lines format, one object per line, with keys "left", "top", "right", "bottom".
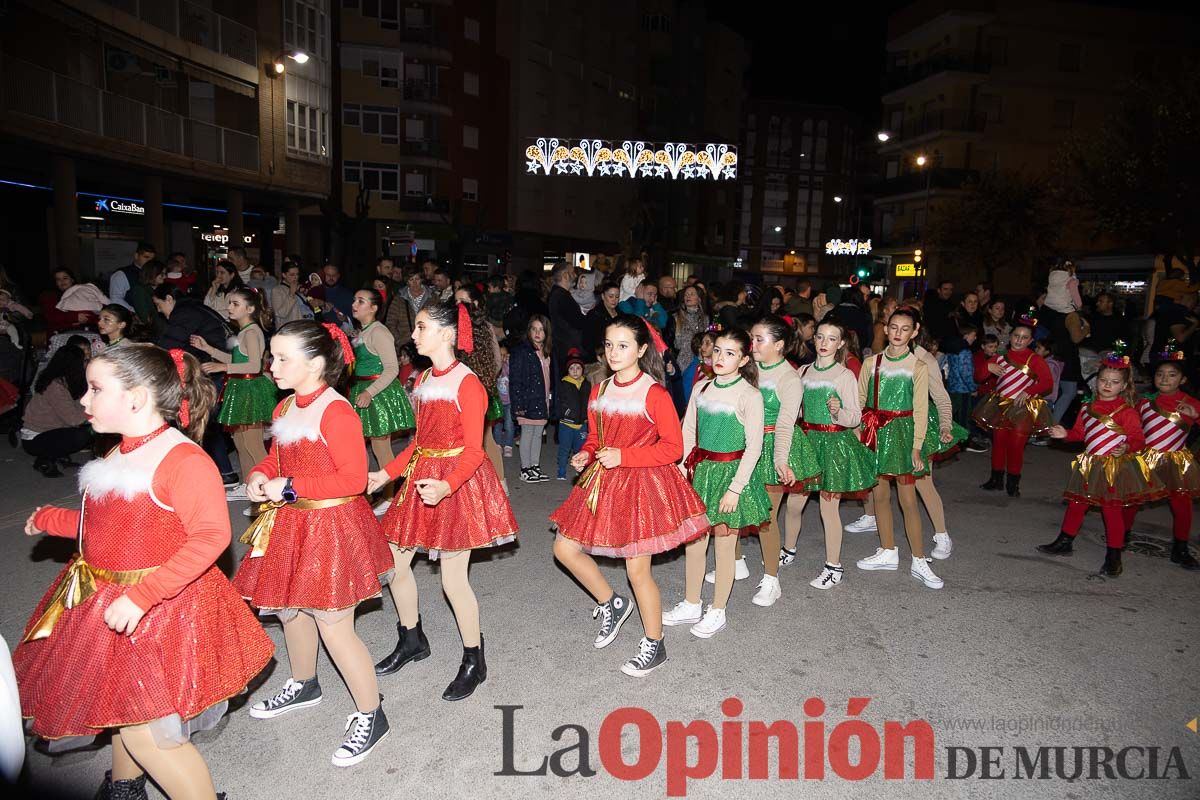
{"left": 1061, "top": 397, "right": 1159, "bottom": 506}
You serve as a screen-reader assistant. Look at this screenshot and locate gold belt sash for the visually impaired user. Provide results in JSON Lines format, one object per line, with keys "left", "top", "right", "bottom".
{"left": 394, "top": 446, "right": 465, "bottom": 505}
{"left": 241, "top": 495, "right": 360, "bottom": 558}
{"left": 24, "top": 558, "right": 157, "bottom": 642}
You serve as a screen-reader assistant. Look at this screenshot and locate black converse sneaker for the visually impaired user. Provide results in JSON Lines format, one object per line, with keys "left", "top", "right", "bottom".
{"left": 249, "top": 677, "right": 323, "bottom": 719}
{"left": 530, "top": 466, "right": 550, "bottom": 482}
{"left": 620, "top": 636, "right": 667, "bottom": 677}
{"left": 331, "top": 706, "right": 391, "bottom": 767}
{"left": 592, "top": 592, "right": 633, "bottom": 649}
{"left": 519, "top": 468, "right": 534, "bottom": 482}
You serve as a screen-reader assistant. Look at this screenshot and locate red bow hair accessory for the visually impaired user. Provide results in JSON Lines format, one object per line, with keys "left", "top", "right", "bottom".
{"left": 168, "top": 349, "right": 189, "bottom": 428}
{"left": 643, "top": 318, "right": 668, "bottom": 354}
{"left": 457, "top": 302, "right": 474, "bottom": 353}
{"left": 322, "top": 323, "right": 354, "bottom": 365}
{"left": 780, "top": 315, "right": 795, "bottom": 327}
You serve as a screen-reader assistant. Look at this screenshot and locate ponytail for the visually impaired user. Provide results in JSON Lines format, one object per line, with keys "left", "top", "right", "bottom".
{"left": 95, "top": 344, "right": 217, "bottom": 442}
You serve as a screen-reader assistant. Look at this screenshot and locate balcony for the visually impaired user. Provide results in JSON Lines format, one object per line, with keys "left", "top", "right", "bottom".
{"left": 2, "top": 56, "right": 259, "bottom": 172}
{"left": 874, "top": 168, "right": 979, "bottom": 199}
{"left": 399, "top": 195, "right": 450, "bottom": 214}
{"left": 399, "top": 138, "right": 452, "bottom": 169}
{"left": 883, "top": 49, "right": 991, "bottom": 94}
{"left": 882, "top": 109, "right": 987, "bottom": 148}
{"left": 400, "top": 80, "right": 451, "bottom": 115}
{"left": 97, "top": 0, "right": 257, "bottom": 67}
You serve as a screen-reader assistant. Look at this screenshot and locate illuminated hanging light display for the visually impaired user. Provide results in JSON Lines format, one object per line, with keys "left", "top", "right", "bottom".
{"left": 524, "top": 138, "right": 738, "bottom": 180}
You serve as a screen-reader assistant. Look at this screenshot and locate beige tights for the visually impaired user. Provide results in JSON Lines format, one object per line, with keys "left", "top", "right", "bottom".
{"left": 873, "top": 480, "right": 925, "bottom": 558}
{"left": 915, "top": 475, "right": 947, "bottom": 533}
{"left": 387, "top": 546, "right": 481, "bottom": 647}
{"left": 370, "top": 437, "right": 396, "bottom": 499}
{"left": 116, "top": 725, "right": 217, "bottom": 800}
{"left": 232, "top": 426, "right": 267, "bottom": 483}
{"left": 281, "top": 613, "right": 380, "bottom": 712}
{"left": 551, "top": 539, "right": 662, "bottom": 640}
{"left": 685, "top": 528, "right": 738, "bottom": 609}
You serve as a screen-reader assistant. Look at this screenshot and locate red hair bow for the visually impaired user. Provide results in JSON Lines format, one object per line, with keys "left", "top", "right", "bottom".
{"left": 322, "top": 323, "right": 354, "bottom": 365}
{"left": 643, "top": 319, "right": 668, "bottom": 354}
{"left": 168, "top": 349, "right": 189, "bottom": 428}
{"left": 457, "top": 303, "right": 474, "bottom": 353}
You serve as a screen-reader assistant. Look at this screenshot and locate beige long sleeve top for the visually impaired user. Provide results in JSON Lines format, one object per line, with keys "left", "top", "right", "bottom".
{"left": 359, "top": 322, "right": 400, "bottom": 398}
{"left": 857, "top": 350, "right": 929, "bottom": 444}
{"left": 798, "top": 362, "right": 863, "bottom": 428}
{"left": 681, "top": 376, "right": 765, "bottom": 494}
{"left": 761, "top": 360, "right": 802, "bottom": 470}
{"left": 210, "top": 324, "right": 265, "bottom": 375}
{"left": 913, "top": 345, "right": 953, "bottom": 435}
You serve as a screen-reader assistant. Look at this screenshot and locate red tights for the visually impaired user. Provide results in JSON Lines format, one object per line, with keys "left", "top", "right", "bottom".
{"left": 1122, "top": 494, "right": 1193, "bottom": 541}
{"left": 1062, "top": 501, "right": 1126, "bottom": 548}
{"left": 991, "top": 428, "right": 1029, "bottom": 474}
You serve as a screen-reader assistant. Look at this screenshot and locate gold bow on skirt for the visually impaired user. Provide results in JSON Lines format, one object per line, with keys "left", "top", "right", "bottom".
{"left": 240, "top": 496, "right": 361, "bottom": 558}
{"left": 23, "top": 558, "right": 157, "bottom": 642}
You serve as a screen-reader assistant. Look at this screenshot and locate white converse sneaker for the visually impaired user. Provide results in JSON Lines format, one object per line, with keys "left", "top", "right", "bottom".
{"left": 661, "top": 599, "right": 703, "bottom": 626}
{"left": 911, "top": 556, "right": 944, "bottom": 589}
{"left": 810, "top": 563, "right": 844, "bottom": 589}
{"left": 751, "top": 575, "right": 781, "bottom": 607}
{"left": 845, "top": 514, "right": 877, "bottom": 533}
{"left": 689, "top": 605, "right": 727, "bottom": 639}
{"left": 856, "top": 547, "right": 899, "bottom": 571}
{"left": 373, "top": 499, "right": 392, "bottom": 517}
{"left": 225, "top": 482, "right": 248, "bottom": 501}
{"left": 931, "top": 532, "right": 953, "bottom": 560}
{"left": 778, "top": 547, "right": 797, "bottom": 567}
{"left": 704, "top": 556, "right": 750, "bottom": 584}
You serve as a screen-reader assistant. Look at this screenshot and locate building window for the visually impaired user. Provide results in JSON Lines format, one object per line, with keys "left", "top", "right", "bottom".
{"left": 979, "top": 93, "right": 1003, "bottom": 124}
{"left": 284, "top": 0, "right": 328, "bottom": 61}
{"left": 986, "top": 35, "right": 1008, "bottom": 67}
{"left": 344, "top": 103, "right": 360, "bottom": 126}
{"left": 287, "top": 99, "right": 328, "bottom": 159}
{"left": 1058, "top": 43, "right": 1081, "bottom": 72}
{"left": 463, "top": 72, "right": 479, "bottom": 96}
{"left": 463, "top": 124, "right": 479, "bottom": 149}
{"left": 464, "top": 16, "right": 480, "bottom": 42}
{"left": 405, "top": 118, "right": 425, "bottom": 140}
{"left": 404, "top": 171, "right": 426, "bottom": 196}
{"left": 641, "top": 13, "right": 671, "bottom": 33}
{"left": 343, "top": 161, "right": 399, "bottom": 199}
{"left": 1052, "top": 99, "right": 1075, "bottom": 129}
{"left": 379, "top": 0, "right": 398, "bottom": 30}
{"left": 462, "top": 177, "right": 478, "bottom": 202}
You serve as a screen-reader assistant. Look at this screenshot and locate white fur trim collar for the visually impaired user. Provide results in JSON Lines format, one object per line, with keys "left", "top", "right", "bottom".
{"left": 79, "top": 458, "right": 152, "bottom": 501}
{"left": 271, "top": 411, "right": 321, "bottom": 444}
{"left": 591, "top": 393, "right": 646, "bottom": 417}
{"left": 695, "top": 389, "right": 737, "bottom": 415}
{"left": 411, "top": 381, "right": 460, "bottom": 403}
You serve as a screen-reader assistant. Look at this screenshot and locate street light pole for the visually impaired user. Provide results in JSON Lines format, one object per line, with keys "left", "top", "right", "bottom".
{"left": 916, "top": 154, "right": 933, "bottom": 293}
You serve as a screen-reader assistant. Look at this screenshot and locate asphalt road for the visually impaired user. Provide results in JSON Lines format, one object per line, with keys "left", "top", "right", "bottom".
{"left": 1, "top": 439, "right": 1196, "bottom": 799}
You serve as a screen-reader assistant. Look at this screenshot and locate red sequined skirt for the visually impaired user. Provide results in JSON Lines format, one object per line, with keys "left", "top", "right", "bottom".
{"left": 550, "top": 464, "right": 710, "bottom": 558}
{"left": 233, "top": 498, "right": 393, "bottom": 611}
{"left": 14, "top": 566, "right": 273, "bottom": 740}
{"left": 382, "top": 455, "right": 518, "bottom": 553}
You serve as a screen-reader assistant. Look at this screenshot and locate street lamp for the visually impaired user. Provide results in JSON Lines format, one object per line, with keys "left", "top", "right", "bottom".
{"left": 915, "top": 154, "right": 928, "bottom": 167}
{"left": 270, "top": 50, "right": 310, "bottom": 75}
{"left": 877, "top": 131, "right": 890, "bottom": 142}
{"left": 774, "top": 225, "right": 782, "bottom": 233}
{"left": 915, "top": 154, "right": 934, "bottom": 288}
{"left": 833, "top": 195, "right": 843, "bottom": 203}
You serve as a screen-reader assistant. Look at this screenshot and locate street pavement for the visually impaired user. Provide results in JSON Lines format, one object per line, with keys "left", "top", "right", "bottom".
{"left": 1, "top": 437, "right": 1197, "bottom": 799}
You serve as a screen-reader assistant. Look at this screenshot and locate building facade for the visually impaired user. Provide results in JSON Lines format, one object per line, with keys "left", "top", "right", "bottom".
{"left": 0, "top": 0, "right": 334, "bottom": 285}
{"left": 873, "top": 0, "right": 1200, "bottom": 291}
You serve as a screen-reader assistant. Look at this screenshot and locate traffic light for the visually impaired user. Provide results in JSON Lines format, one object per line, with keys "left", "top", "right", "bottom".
{"left": 856, "top": 267, "right": 869, "bottom": 279}
{"left": 914, "top": 249, "right": 923, "bottom": 264}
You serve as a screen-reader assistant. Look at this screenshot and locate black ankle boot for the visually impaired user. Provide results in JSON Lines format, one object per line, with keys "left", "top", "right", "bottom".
{"left": 1005, "top": 473, "right": 1021, "bottom": 497}
{"left": 1171, "top": 540, "right": 1200, "bottom": 571}
{"left": 1101, "top": 547, "right": 1123, "bottom": 577}
{"left": 1037, "top": 531, "right": 1075, "bottom": 555}
{"left": 980, "top": 470, "right": 1004, "bottom": 490}
{"left": 442, "top": 637, "right": 487, "bottom": 701}
{"left": 33, "top": 457, "right": 63, "bottom": 478}
{"left": 95, "top": 771, "right": 148, "bottom": 800}
{"left": 374, "top": 617, "right": 431, "bottom": 676}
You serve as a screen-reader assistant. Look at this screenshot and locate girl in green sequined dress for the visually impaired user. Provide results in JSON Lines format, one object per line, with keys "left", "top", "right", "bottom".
{"left": 853, "top": 307, "right": 944, "bottom": 589}
{"left": 779, "top": 319, "right": 877, "bottom": 590}
{"left": 663, "top": 330, "right": 769, "bottom": 639}
{"left": 350, "top": 289, "right": 415, "bottom": 506}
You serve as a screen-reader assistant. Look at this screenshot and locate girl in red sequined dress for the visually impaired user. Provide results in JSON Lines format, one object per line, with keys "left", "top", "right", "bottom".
{"left": 369, "top": 303, "right": 518, "bottom": 702}
{"left": 14, "top": 344, "right": 273, "bottom": 800}
{"left": 234, "top": 321, "right": 394, "bottom": 767}
{"left": 550, "top": 315, "right": 709, "bottom": 678}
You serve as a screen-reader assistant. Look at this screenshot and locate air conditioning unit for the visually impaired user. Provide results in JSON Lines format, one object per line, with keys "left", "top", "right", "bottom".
{"left": 106, "top": 48, "right": 139, "bottom": 74}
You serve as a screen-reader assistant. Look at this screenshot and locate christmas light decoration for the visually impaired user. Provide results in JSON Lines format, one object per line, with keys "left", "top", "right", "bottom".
{"left": 524, "top": 138, "right": 738, "bottom": 180}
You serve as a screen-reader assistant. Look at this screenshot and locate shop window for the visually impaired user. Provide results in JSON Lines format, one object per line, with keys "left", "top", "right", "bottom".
{"left": 462, "top": 178, "right": 478, "bottom": 202}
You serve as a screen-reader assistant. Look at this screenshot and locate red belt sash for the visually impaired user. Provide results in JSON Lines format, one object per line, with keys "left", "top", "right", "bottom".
{"left": 860, "top": 409, "right": 912, "bottom": 450}
{"left": 353, "top": 374, "right": 381, "bottom": 382}
{"left": 763, "top": 425, "right": 776, "bottom": 433}
{"left": 802, "top": 422, "right": 845, "bottom": 433}
{"left": 228, "top": 371, "right": 264, "bottom": 379}
{"left": 684, "top": 448, "right": 745, "bottom": 482}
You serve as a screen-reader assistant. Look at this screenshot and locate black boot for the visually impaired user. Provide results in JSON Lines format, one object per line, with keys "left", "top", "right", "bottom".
{"left": 1005, "top": 472, "right": 1021, "bottom": 497}
{"left": 442, "top": 637, "right": 487, "bottom": 701}
{"left": 374, "top": 618, "right": 431, "bottom": 676}
{"left": 95, "top": 771, "right": 148, "bottom": 800}
{"left": 33, "top": 457, "right": 63, "bottom": 478}
{"left": 1171, "top": 540, "right": 1200, "bottom": 571}
{"left": 1037, "top": 531, "right": 1075, "bottom": 556}
{"left": 1100, "top": 547, "right": 1123, "bottom": 577}
{"left": 980, "top": 469, "right": 1004, "bottom": 490}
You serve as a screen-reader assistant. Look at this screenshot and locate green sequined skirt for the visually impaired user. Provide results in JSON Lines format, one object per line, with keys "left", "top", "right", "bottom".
{"left": 218, "top": 376, "right": 277, "bottom": 426}
{"left": 691, "top": 458, "right": 773, "bottom": 532}
{"left": 349, "top": 379, "right": 415, "bottom": 437}
{"left": 806, "top": 428, "right": 878, "bottom": 496}
{"left": 751, "top": 429, "right": 822, "bottom": 491}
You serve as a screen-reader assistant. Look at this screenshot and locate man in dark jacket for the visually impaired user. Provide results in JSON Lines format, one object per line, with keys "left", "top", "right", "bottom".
{"left": 547, "top": 261, "right": 585, "bottom": 376}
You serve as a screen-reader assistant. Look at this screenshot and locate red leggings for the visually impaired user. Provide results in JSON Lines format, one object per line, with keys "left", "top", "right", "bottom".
{"left": 991, "top": 428, "right": 1029, "bottom": 474}
{"left": 1062, "top": 501, "right": 1126, "bottom": 548}
{"left": 1123, "top": 494, "right": 1193, "bottom": 541}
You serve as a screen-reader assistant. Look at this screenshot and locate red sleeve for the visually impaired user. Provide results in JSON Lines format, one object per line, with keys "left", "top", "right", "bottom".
{"left": 1063, "top": 403, "right": 1089, "bottom": 442}
{"left": 580, "top": 384, "right": 602, "bottom": 460}
{"left": 291, "top": 402, "right": 368, "bottom": 498}
{"left": 1116, "top": 406, "right": 1145, "bottom": 452}
{"left": 973, "top": 352, "right": 991, "bottom": 383}
{"left": 1027, "top": 354, "right": 1053, "bottom": 397}
{"left": 846, "top": 355, "right": 862, "bottom": 379}
{"left": 442, "top": 375, "right": 488, "bottom": 492}
{"left": 249, "top": 398, "right": 292, "bottom": 480}
{"left": 125, "top": 446, "right": 230, "bottom": 611}
{"left": 33, "top": 507, "right": 81, "bottom": 539}
{"left": 621, "top": 384, "right": 684, "bottom": 467}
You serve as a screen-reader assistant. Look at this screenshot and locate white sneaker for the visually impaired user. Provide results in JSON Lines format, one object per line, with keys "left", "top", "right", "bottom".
{"left": 704, "top": 556, "right": 750, "bottom": 584}
{"left": 661, "top": 599, "right": 703, "bottom": 626}
{"left": 810, "top": 563, "right": 844, "bottom": 589}
{"left": 751, "top": 575, "right": 781, "bottom": 607}
{"left": 931, "top": 532, "right": 953, "bottom": 560}
{"left": 689, "top": 606, "right": 726, "bottom": 639}
{"left": 856, "top": 547, "right": 899, "bottom": 571}
{"left": 911, "top": 556, "right": 944, "bottom": 589}
{"left": 373, "top": 499, "right": 391, "bottom": 517}
{"left": 225, "top": 482, "right": 248, "bottom": 501}
{"left": 845, "top": 514, "right": 877, "bottom": 533}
